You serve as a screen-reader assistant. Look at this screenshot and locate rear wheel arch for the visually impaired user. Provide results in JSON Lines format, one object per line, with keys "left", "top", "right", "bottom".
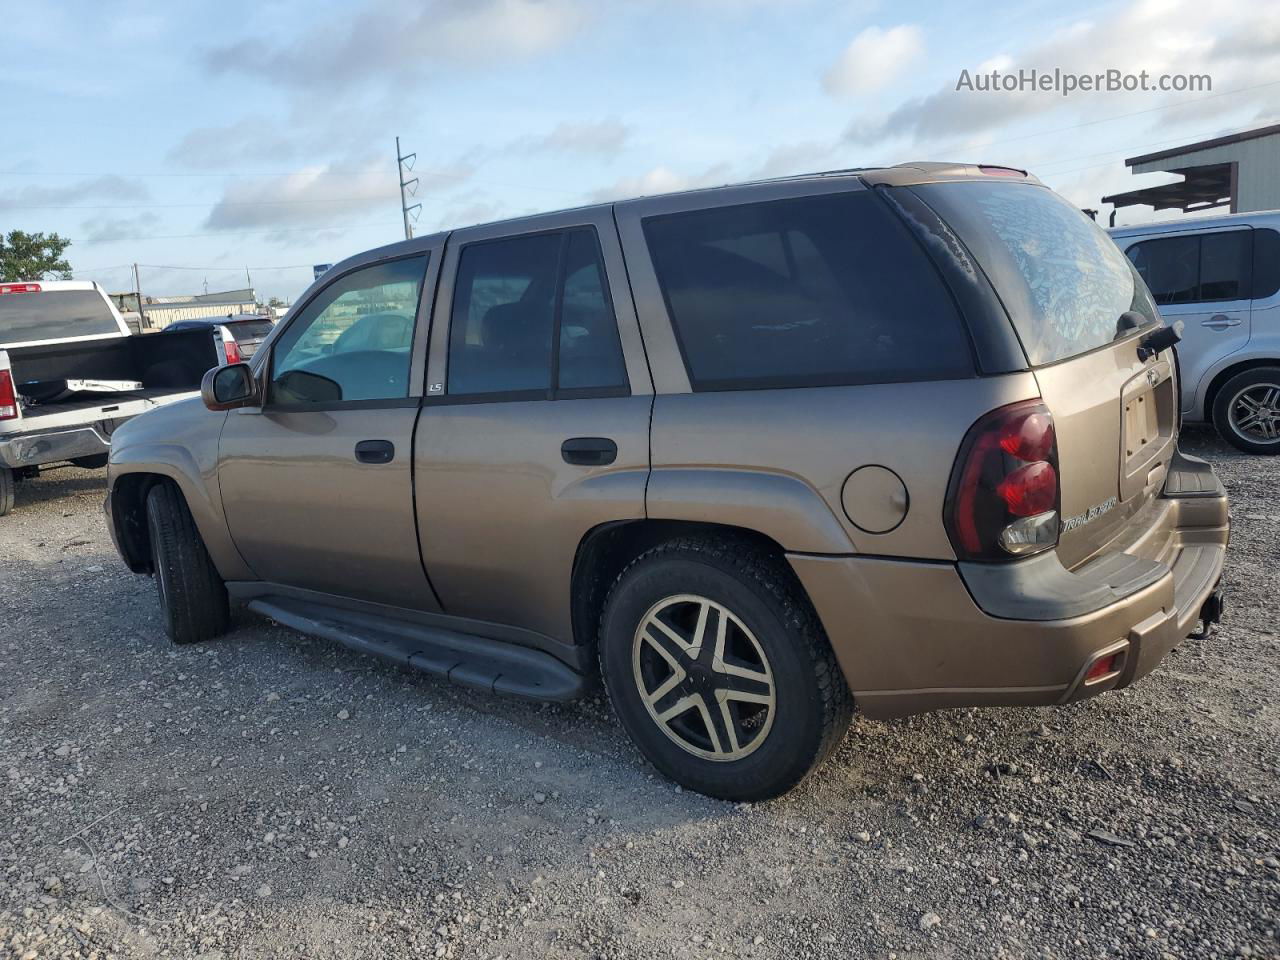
{"left": 1203, "top": 358, "right": 1280, "bottom": 422}
{"left": 570, "top": 519, "right": 809, "bottom": 654}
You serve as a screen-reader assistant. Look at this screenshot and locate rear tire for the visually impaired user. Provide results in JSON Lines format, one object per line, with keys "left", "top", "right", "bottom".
{"left": 145, "top": 482, "right": 230, "bottom": 644}
{"left": 598, "top": 537, "right": 853, "bottom": 801}
{"left": 1212, "top": 366, "right": 1280, "bottom": 454}
{"left": 0, "top": 467, "right": 13, "bottom": 517}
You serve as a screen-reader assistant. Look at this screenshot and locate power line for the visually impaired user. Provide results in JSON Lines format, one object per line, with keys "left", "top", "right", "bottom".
{"left": 72, "top": 216, "right": 397, "bottom": 245}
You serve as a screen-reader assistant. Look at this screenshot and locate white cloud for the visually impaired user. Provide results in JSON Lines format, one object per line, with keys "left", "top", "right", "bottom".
{"left": 0, "top": 176, "right": 149, "bottom": 212}
{"left": 587, "top": 164, "right": 732, "bottom": 203}
{"left": 823, "top": 24, "right": 924, "bottom": 97}
{"left": 202, "top": 158, "right": 475, "bottom": 231}
{"left": 206, "top": 0, "right": 588, "bottom": 91}
{"left": 515, "top": 119, "right": 630, "bottom": 156}
{"left": 845, "top": 0, "right": 1280, "bottom": 146}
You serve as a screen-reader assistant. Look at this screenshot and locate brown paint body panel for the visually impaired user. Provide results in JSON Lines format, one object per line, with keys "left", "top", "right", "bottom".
{"left": 413, "top": 396, "right": 650, "bottom": 644}
{"left": 646, "top": 376, "right": 1039, "bottom": 559}
{"left": 791, "top": 490, "right": 1227, "bottom": 718}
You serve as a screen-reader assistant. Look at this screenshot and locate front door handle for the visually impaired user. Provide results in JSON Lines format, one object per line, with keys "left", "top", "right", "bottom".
{"left": 561, "top": 437, "right": 617, "bottom": 466}
{"left": 1202, "top": 314, "right": 1243, "bottom": 329}
{"left": 355, "top": 439, "right": 395, "bottom": 464}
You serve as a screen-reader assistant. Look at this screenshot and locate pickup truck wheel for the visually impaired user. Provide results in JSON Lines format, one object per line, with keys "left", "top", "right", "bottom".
{"left": 1212, "top": 366, "right": 1280, "bottom": 454}
{"left": 598, "top": 538, "right": 852, "bottom": 801}
{"left": 145, "top": 482, "right": 230, "bottom": 644}
{"left": 0, "top": 468, "right": 13, "bottom": 517}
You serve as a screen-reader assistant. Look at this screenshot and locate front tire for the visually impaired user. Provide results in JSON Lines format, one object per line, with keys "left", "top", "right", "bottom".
{"left": 145, "top": 482, "right": 230, "bottom": 644}
{"left": 1212, "top": 366, "right": 1280, "bottom": 454}
{"left": 598, "top": 538, "right": 852, "bottom": 801}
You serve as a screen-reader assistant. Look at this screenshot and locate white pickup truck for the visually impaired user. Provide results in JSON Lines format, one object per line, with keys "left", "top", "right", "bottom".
{"left": 0, "top": 280, "right": 217, "bottom": 516}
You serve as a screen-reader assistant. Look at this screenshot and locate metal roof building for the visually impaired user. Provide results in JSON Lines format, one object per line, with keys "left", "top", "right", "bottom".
{"left": 1102, "top": 123, "right": 1280, "bottom": 220}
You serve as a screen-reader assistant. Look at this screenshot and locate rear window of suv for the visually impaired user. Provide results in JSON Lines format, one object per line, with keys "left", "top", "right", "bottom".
{"left": 641, "top": 190, "right": 974, "bottom": 391}
{"left": 911, "top": 180, "right": 1158, "bottom": 366}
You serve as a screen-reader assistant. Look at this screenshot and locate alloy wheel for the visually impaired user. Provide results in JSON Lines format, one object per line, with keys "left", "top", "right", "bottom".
{"left": 1229, "top": 382, "right": 1280, "bottom": 444}
{"left": 631, "top": 594, "right": 776, "bottom": 761}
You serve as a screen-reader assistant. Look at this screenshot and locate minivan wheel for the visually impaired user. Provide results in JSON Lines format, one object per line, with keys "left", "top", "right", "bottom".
{"left": 1212, "top": 366, "right": 1280, "bottom": 454}
{"left": 598, "top": 538, "right": 852, "bottom": 801}
{"left": 145, "top": 481, "right": 230, "bottom": 644}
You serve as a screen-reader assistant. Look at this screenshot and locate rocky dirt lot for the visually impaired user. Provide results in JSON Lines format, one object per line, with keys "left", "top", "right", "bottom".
{"left": 1, "top": 425, "right": 1277, "bottom": 960}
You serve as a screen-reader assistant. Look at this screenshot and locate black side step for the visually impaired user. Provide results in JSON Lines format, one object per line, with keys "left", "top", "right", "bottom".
{"left": 247, "top": 596, "right": 586, "bottom": 702}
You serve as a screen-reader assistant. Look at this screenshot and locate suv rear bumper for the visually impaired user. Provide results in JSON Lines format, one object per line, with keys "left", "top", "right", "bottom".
{"left": 788, "top": 452, "right": 1228, "bottom": 720}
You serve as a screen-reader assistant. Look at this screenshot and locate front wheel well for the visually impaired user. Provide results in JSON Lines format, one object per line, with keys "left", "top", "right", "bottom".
{"left": 1203, "top": 359, "right": 1280, "bottom": 421}
{"left": 569, "top": 519, "right": 802, "bottom": 654}
{"left": 111, "top": 473, "right": 170, "bottom": 573}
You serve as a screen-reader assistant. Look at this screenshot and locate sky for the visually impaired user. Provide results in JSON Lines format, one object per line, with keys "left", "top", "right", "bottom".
{"left": 3, "top": 0, "right": 1278, "bottom": 303}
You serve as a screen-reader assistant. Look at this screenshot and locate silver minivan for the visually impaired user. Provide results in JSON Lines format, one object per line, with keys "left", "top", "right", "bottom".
{"left": 1111, "top": 212, "right": 1280, "bottom": 453}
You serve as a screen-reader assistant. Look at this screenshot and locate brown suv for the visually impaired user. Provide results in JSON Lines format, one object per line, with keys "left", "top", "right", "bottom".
{"left": 105, "top": 164, "right": 1228, "bottom": 800}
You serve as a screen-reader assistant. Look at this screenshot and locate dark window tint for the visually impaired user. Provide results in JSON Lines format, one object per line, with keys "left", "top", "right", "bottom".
{"left": 448, "top": 229, "right": 628, "bottom": 397}
{"left": 1125, "top": 230, "right": 1253, "bottom": 305}
{"left": 1126, "top": 235, "right": 1199, "bottom": 305}
{"left": 1251, "top": 228, "right": 1280, "bottom": 300}
{"left": 227, "top": 320, "right": 275, "bottom": 340}
{"left": 558, "top": 231, "right": 627, "bottom": 391}
{"left": 642, "top": 191, "right": 973, "bottom": 391}
{"left": 913, "top": 180, "right": 1157, "bottom": 366}
{"left": 1198, "top": 231, "right": 1252, "bottom": 301}
{"left": 0, "top": 289, "right": 122, "bottom": 343}
{"left": 270, "top": 255, "right": 426, "bottom": 404}
{"left": 448, "top": 234, "right": 559, "bottom": 396}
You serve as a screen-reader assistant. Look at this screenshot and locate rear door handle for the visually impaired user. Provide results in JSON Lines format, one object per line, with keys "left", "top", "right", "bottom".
{"left": 561, "top": 437, "right": 617, "bottom": 466}
{"left": 1202, "top": 314, "right": 1243, "bottom": 329}
{"left": 354, "top": 439, "right": 395, "bottom": 464}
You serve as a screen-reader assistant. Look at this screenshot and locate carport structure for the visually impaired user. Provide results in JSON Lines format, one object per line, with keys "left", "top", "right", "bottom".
{"left": 1103, "top": 123, "right": 1280, "bottom": 222}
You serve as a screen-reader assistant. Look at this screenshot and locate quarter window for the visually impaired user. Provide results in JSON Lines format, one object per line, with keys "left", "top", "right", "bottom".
{"left": 642, "top": 191, "right": 973, "bottom": 391}
{"left": 1125, "top": 231, "right": 1253, "bottom": 305}
{"left": 447, "top": 228, "right": 628, "bottom": 397}
{"left": 270, "top": 256, "right": 426, "bottom": 404}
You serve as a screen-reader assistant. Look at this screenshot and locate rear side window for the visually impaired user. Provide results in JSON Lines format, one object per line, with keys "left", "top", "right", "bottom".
{"left": 1125, "top": 230, "right": 1254, "bottom": 304}
{"left": 913, "top": 180, "right": 1158, "bottom": 366}
{"left": 1254, "top": 228, "right": 1280, "bottom": 300}
{"left": 447, "top": 228, "right": 628, "bottom": 398}
{"left": 0, "top": 289, "right": 122, "bottom": 344}
{"left": 641, "top": 191, "right": 973, "bottom": 391}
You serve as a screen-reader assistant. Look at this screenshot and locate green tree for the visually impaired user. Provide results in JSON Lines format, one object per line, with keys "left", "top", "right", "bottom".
{"left": 0, "top": 230, "right": 73, "bottom": 282}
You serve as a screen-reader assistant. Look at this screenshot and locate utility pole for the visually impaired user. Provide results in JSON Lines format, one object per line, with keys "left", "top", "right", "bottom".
{"left": 396, "top": 136, "right": 420, "bottom": 240}
{"left": 132, "top": 263, "right": 148, "bottom": 329}
{"left": 245, "top": 266, "right": 252, "bottom": 290}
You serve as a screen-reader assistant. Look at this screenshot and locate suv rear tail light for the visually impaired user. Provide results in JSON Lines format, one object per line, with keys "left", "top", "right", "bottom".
{"left": 220, "top": 328, "right": 242, "bottom": 365}
{"left": 946, "top": 400, "right": 1060, "bottom": 561}
{"left": 0, "top": 369, "right": 18, "bottom": 420}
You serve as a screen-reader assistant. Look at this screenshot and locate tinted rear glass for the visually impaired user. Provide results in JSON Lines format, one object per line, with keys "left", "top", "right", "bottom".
{"left": 1255, "top": 228, "right": 1280, "bottom": 300}
{"left": 913, "top": 181, "right": 1158, "bottom": 365}
{"left": 0, "top": 289, "right": 122, "bottom": 344}
{"left": 642, "top": 190, "right": 973, "bottom": 391}
{"left": 227, "top": 320, "right": 275, "bottom": 340}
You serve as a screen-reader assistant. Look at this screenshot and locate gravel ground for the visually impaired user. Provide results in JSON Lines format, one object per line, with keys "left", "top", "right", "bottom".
{"left": 1, "top": 425, "right": 1277, "bottom": 960}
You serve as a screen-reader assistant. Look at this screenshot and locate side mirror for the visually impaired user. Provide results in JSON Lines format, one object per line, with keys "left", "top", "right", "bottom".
{"left": 201, "top": 362, "right": 260, "bottom": 411}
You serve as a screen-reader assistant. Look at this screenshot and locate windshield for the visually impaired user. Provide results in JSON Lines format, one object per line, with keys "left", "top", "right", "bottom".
{"left": 0, "top": 289, "right": 123, "bottom": 345}
{"left": 911, "top": 180, "right": 1158, "bottom": 365}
